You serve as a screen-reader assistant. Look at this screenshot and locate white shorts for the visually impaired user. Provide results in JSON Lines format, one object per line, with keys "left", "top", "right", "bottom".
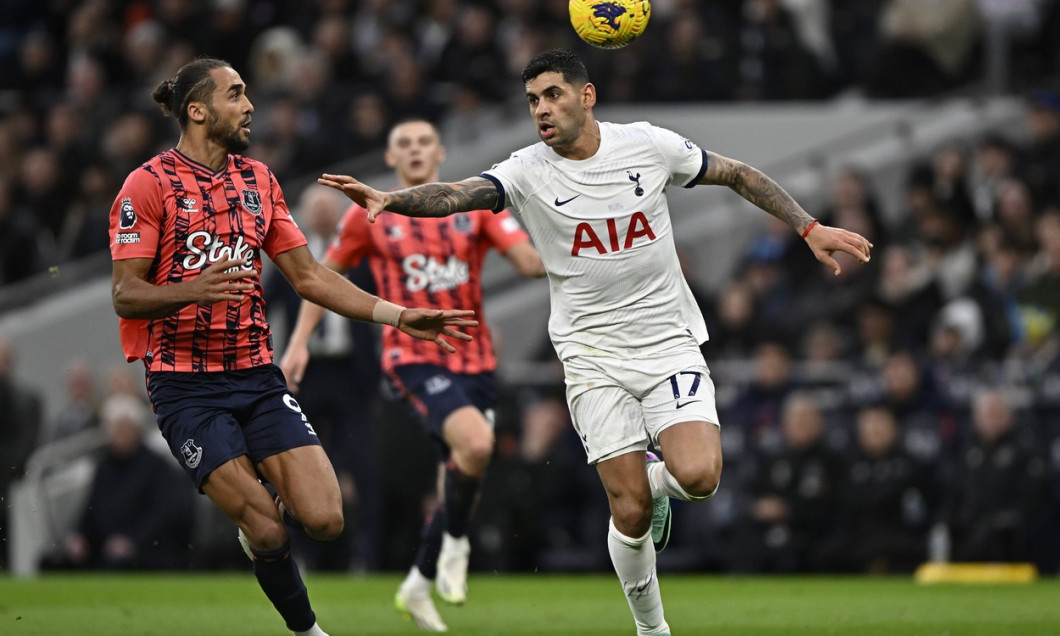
{"left": 562, "top": 340, "right": 720, "bottom": 464}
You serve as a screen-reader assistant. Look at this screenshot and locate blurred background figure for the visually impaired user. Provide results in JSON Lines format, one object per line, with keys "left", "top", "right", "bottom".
{"left": 0, "top": 336, "right": 42, "bottom": 569}
{"left": 47, "top": 394, "right": 194, "bottom": 570}
{"left": 47, "top": 359, "right": 100, "bottom": 444}
{"left": 731, "top": 392, "right": 843, "bottom": 572}
{"left": 822, "top": 406, "right": 929, "bottom": 573}
{"left": 940, "top": 389, "right": 1047, "bottom": 563}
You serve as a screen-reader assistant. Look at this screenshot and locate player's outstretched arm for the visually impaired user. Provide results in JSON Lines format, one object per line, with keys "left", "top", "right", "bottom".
{"left": 319, "top": 174, "right": 499, "bottom": 222}
{"left": 699, "top": 152, "right": 873, "bottom": 275}
{"left": 273, "top": 245, "right": 478, "bottom": 352}
{"left": 112, "top": 256, "right": 256, "bottom": 319}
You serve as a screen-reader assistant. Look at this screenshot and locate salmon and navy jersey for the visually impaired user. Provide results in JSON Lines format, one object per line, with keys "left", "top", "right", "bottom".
{"left": 480, "top": 121, "right": 710, "bottom": 363}
{"left": 326, "top": 204, "right": 529, "bottom": 374}
{"left": 109, "top": 150, "right": 307, "bottom": 373}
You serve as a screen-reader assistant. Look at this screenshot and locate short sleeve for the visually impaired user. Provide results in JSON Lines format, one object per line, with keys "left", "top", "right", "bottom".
{"left": 325, "top": 204, "right": 373, "bottom": 267}
{"left": 481, "top": 152, "right": 530, "bottom": 214}
{"left": 480, "top": 208, "right": 529, "bottom": 253}
{"left": 646, "top": 124, "right": 708, "bottom": 188}
{"left": 110, "top": 167, "right": 164, "bottom": 261}
{"left": 262, "top": 171, "right": 308, "bottom": 258}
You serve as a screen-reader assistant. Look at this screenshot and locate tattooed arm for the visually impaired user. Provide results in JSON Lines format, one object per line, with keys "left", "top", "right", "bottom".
{"left": 386, "top": 177, "right": 499, "bottom": 217}
{"left": 699, "top": 152, "right": 873, "bottom": 274}
{"left": 699, "top": 153, "right": 817, "bottom": 236}
{"left": 318, "top": 173, "right": 499, "bottom": 220}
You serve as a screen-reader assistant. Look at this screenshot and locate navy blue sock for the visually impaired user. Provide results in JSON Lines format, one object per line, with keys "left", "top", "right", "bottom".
{"left": 444, "top": 459, "right": 482, "bottom": 538}
{"left": 413, "top": 508, "right": 446, "bottom": 580}
{"left": 250, "top": 542, "right": 316, "bottom": 632}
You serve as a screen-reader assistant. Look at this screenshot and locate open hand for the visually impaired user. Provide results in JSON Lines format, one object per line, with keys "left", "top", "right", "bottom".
{"left": 397, "top": 308, "right": 478, "bottom": 353}
{"left": 319, "top": 174, "right": 389, "bottom": 222}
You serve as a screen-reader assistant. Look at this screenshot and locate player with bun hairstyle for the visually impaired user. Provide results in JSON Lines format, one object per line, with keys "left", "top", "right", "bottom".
{"left": 109, "top": 57, "right": 478, "bottom": 636}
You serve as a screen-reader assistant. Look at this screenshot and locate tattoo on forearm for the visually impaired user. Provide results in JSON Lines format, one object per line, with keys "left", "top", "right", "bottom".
{"left": 715, "top": 161, "right": 815, "bottom": 234}
{"left": 387, "top": 178, "right": 498, "bottom": 217}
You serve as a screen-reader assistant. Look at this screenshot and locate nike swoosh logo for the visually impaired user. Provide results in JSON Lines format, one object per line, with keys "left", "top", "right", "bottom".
{"left": 554, "top": 194, "right": 580, "bottom": 206}
{"left": 676, "top": 400, "right": 701, "bottom": 409}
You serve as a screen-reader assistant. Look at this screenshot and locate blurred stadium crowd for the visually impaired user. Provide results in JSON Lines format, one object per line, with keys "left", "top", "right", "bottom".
{"left": 3, "top": 0, "right": 1060, "bottom": 576}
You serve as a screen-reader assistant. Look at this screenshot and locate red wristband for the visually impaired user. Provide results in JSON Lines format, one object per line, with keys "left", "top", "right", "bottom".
{"left": 801, "top": 219, "right": 819, "bottom": 239}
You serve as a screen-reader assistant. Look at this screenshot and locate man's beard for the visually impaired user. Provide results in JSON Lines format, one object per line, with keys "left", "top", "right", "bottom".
{"left": 206, "top": 108, "right": 249, "bottom": 153}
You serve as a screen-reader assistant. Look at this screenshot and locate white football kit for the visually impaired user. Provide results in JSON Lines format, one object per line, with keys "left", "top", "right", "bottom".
{"left": 482, "top": 121, "right": 720, "bottom": 463}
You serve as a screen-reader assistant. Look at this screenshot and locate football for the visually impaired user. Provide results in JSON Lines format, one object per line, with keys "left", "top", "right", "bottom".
{"left": 569, "top": 0, "right": 652, "bottom": 50}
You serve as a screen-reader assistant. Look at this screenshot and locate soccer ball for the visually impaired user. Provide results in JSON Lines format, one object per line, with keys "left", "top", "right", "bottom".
{"left": 569, "top": 0, "right": 652, "bottom": 50}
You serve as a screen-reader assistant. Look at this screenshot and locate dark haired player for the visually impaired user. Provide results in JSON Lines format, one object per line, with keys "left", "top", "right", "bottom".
{"left": 109, "top": 58, "right": 477, "bottom": 636}
{"left": 281, "top": 119, "right": 543, "bottom": 632}
{"left": 320, "top": 49, "right": 873, "bottom": 635}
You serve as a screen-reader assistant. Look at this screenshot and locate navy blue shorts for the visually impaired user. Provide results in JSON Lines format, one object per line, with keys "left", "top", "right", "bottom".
{"left": 147, "top": 364, "right": 321, "bottom": 490}
{"left": 389, "top": 364, "right": 496, "bottom": 449}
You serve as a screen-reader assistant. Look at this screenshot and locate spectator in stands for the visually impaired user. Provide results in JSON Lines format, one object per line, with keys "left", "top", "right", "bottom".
{"left": 0, "top": 174, "right": 46, "bottom": 285}
{"left": 731, "top": 392, "right": 844, "bottom": 572}
{"left": 852, "top": 298, "right": 896, "bottom": 368}
{"left": 970, "top": 134, "right": 1017, "bottom": 223}
{"left": 1020, "top": 211, "right": 1060, "bottom": 316}
{"left": 61, "top": 164, "right": 116, "bottom": 261}
{"left": 343, "top": 92, "right": 390, "bottom": 155}
{"left": 0, "top": 336, "right": 43, "bottom": 569}
{"left": 942, "top": 389, "right": 1047, "bottom": 562}
{"left": 642, "top": 8, "right": 730, "bottom": 102}
{"left": 825, "top": 405, "right": 928, "bottom": 573}
{"left": 48, "top": 359, "right": 99, "bottom": 443}
{"left": 993, "top": 177, "right": 1039, "bottom": 254}
{"left": 728, "top": 342, "right": 798, "bottom": 458}
{"left": 875, "top": 244, "right": 944, "bottom": 351}
{"left": 818, "top": 167, "right": 888, "bottom": 250}
{"left": 703, "top": 280, "right": 761, "bottom": 361}
{"left": 16, "top": 146, "right": 68, "bottom": 245}
{"left": 1008, "top": 211, "right": 1060, "bottom": 359}
{"left": 435, "top": 4, "right": 509, "bottom": 103}
{"left": 865, "top": 0, "right": 981, "bottom": 97}
{"left": 55, "top": 394, "right": 195, "bottom": 570}
{"left": 829, "top": 0, "right": 885, "bottom": 89}
{"left": 929, "top": 141, "right": 978, "bottom": 231}
{"left": 100, "top": 111, "right": 157, "bottom": 184}
{"left": 1017, "top": 89, "right": 1060, "bottom": 207}
{"left": 800, "top": 319, "right": 849, "bottom": 373}
{"left": 733, "top": 0, "right": 828, "bottom": 100}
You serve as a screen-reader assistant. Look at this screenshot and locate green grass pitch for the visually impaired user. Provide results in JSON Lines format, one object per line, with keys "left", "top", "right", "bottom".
{"left": 1, "top": 573, "right": 1057, "bottom": 635}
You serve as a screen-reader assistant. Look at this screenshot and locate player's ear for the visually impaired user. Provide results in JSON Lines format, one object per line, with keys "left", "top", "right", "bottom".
{"left": 582, "top": 82, "right": 597, "bottom": 110}
{"left": 436, "top": 143, "right": 447, "bottom": 165}
{"left": 384, "top": 148, "right": 397, "bottom": 169}
{"left": 186, "top": 99, "right": 208, "bottom": 126}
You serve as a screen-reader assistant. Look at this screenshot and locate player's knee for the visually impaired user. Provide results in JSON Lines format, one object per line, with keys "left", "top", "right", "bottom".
{"left": 672, "top": 456, "right": 722, "bottom": 499}
{"left": 611, "top": 497, "right": 652, "bottom": 536}
{"left": 453, "top": 432, "right": 494, "bottom": 477}
{"left": 244, "top": 519, "right": 289, "bottom": 552}
{"left": 301, "top": 509, "right": 345, "bottom": 541}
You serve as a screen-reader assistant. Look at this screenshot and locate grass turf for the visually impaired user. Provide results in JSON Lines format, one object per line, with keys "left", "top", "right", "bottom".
{"left": 0, "top": 573, "right": 1057, "bottom": 635}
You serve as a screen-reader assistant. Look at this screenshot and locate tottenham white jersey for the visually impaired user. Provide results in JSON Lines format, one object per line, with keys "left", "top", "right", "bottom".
{"left": 482, "top": 121, "right": 709, "bottom": 361}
